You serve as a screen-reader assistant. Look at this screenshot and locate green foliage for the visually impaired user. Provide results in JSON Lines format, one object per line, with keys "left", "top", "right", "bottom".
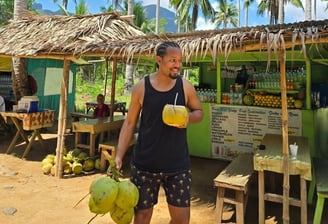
{"left": 75, "top": 70, "right": 131, "bottom": 112}
{"left": 0, "top": 0, "right": 35, "bottom": 26}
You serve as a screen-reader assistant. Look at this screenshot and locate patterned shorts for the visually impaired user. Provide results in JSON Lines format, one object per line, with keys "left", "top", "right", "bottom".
{"left": 130, "top": 164, "right": 192, "bottom": 210}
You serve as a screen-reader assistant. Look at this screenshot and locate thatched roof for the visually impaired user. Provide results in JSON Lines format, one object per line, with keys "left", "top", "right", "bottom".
{"left": 0, "top": 12, "right": 145, "bottom": 58}
{"left": 0, "top": 12, "right": 327, "bottom": 64}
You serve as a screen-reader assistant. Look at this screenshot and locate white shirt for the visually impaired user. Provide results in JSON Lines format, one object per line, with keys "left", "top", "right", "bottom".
{"left": 0, "top": 96, "right": 5, "bottom": 112}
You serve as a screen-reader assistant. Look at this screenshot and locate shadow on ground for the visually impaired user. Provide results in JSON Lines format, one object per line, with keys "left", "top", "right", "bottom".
{"left": 1, "top": 123, "right": 327, "bottom": 224}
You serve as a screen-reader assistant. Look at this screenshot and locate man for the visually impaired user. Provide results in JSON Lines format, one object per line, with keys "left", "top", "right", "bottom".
{"left": 93, "top": 94, "right": 110, "bottom": 118}
{"left": 115, "top": 41, "right": 203, "bottom": 224}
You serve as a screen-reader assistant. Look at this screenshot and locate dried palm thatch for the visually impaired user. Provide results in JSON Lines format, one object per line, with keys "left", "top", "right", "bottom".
{"left": 113, "top": 20, "right": 328, "bottom": 67}
{"left": 0, "top": 12, "right": 327, "bottom": 66}
{"left": 0, "top": 12, "right": 145, "bottom": 58}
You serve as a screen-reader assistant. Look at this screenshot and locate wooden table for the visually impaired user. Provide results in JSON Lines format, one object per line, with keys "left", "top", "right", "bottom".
{"left": 253, "top": 134, "right": 312, "bottom": 224}
{"left": 85, "top": 101, "right": 126, "bottom": 115}
{"left": 72, "top": 115, "right": 125, "bottom": 157}
{"left": 70, "top": 112, "right": 94, "bottom": 122}
{"left": 0, "top": 110, "right": 55, "bottom": 158}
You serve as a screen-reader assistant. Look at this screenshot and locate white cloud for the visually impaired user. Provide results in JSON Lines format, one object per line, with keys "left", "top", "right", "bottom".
{"left": 285, "top": 0, "right": 328, "bottom": 23}
{"left": 196, "top": 17, "right": 216, "bottom": 31}
{"left": 140, "top": 0, "right": 172, "bottom": 10}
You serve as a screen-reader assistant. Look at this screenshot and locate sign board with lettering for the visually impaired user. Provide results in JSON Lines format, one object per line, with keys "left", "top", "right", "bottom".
{"left": 211, "top": 105, "right": 302, "bottom": 160}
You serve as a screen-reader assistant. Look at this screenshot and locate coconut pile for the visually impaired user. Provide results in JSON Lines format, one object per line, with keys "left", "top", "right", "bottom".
{"left": 41, "top": 148, "right": 100, "bottom": 176}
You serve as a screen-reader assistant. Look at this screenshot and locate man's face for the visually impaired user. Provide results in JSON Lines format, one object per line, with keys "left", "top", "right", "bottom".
{"left": 157, "top": 47, "right": 182, "bottom": 79}
{"left": 97, "top": 96, "right": 104, "bottom": 104}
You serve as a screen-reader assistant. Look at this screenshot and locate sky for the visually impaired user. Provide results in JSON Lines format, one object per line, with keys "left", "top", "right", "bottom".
{"left": 35, "top": 0, "right": 328, "bottom": 30}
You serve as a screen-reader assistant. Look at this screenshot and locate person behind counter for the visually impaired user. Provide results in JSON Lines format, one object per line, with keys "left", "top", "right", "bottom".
{"left": 93, "top": 94, "right": 110, "bottom": 118}
{"left": 114, "top": 41, "right": 204, "bottom": 224}
{"left": 81, "top": 94, "right": 110, "bottom": 148}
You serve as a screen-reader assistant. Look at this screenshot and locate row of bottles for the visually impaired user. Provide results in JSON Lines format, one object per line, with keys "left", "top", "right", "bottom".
{"left": 0, "top": 74, "right": 12, "bottom": 83}
{"left": 221, "top": 93, "right": 243, "bottom": 105}
{"left": 196, "top": 88, "right": 217, "bottom": 103}
{"left": 247, "top": 68, "right": 306, "bottom": 90}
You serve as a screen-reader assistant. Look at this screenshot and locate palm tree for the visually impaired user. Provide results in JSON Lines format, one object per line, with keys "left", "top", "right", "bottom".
{"left": 257, "top": 0, "right": 303, "bottom": 25}
{"left": 12, "top": 0, "right": 32, "bottom": 100}
{"left": 170, "top": 0, "right": 215, "bottom": 31}
{"left": 214, "top": 0, "right": 238, "bottom": 29}
{"left": 305, "top": 0, "right": 311, "bottom": 20}
{"left": 52, "top": 0, "right": 76, "bottom": 10}
{"left": 74, "top": 0, "right": 88, "bottom": 15}
{"left": 124, "top": 0, "right": 134, "bottom": 95}
{"left": 244, "top": 0, "right": 255, "bottom": 27}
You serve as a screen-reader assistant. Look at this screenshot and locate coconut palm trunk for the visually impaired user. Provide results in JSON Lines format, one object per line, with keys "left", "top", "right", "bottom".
{"left": 12, "top": 0, "right": 31, "bottom": 101}
{"left": 305, "top": 0, "right": 311, "bottom": 20}
{"left": 124, "top": 0, "right": 135, "bottom": 95}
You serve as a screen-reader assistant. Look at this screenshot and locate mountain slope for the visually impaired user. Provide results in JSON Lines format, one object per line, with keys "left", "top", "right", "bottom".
{"left": 144, "top": 4, "right": 177, "bottom": 33}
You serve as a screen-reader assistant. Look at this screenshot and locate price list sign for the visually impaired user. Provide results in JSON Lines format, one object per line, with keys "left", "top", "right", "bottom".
{"left": 211, "top": 105, "right": 302, "bottom": 160}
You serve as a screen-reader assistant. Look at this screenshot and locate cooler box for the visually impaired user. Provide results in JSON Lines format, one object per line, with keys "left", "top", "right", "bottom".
{"left": 18, "top": 96, "right": 39, "bottom": 113}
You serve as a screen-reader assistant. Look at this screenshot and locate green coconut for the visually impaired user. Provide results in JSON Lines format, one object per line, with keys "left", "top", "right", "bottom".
{"left": 115, "top": 180, "right": 139, "bottom": 210}
{"left": 88, "top": 196, "right": 111, "bottom": 214}
{"left": 243, "top": 95, "right": 254, "bottom": 106}
{"left": 42, "top": 163, "right": 53, "bottom": 175}
{"left": 41, "top": 157, "right": 54, "bottom": 166}
{"left": 72, "top": 161, "right": 83, "bottom": 175}
{"left": 77, "top": 152, "right": 88, "bottom": 161}
{"left": 45, "top": 154, "right": 56, "bottom": 163}
{"left": 83, "top": 158, "right": 94, "bottom": 171}
{"left": 89, "top": 177, "right": 119, "bottom": 213}
{"left": 72, "top": 148, "right": 82, "bottom": 157}
{"left": 63, "top": 162, "right": 72, "bottom": 174}
{"left": 94, "top": 158, "right": 101, "bottom": 170}
{"left": 110, "top": 206, "right": 134, "bottom": 224}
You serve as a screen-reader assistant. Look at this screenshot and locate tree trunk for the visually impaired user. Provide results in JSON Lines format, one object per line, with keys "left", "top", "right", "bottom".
{"left": 278, "top": 0, "right": 284, "bottom": 24}
{"left": 156, "top": 0, "right": 160, "bottom": 34}
{"left": 12, "top": 0, "right": 31, "bottom": 101}
{"left": 305, "top": 0, "right": 312, "bottom": 21}
{"left": 124, "top": 0, "right": 135, "bottom": 96}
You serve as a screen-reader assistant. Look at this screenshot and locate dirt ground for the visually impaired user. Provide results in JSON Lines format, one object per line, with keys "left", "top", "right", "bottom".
{"left": 0, "top": 122, "right": 326, "bottom": 224}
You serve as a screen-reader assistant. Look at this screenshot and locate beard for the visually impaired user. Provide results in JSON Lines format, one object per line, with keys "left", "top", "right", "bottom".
{"left": 169, "top": 73, "right": 179, "bottom": 79}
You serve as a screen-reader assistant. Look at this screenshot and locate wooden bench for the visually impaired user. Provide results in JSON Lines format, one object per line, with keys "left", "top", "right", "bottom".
{"left": 313, "top": 157, "right": 328, "bottom": 224}
{"left": 99, "top": 133, "right": 138, "bottom": 172}
{"left": 213, "top": 154, "right": 254, "bottom": 224}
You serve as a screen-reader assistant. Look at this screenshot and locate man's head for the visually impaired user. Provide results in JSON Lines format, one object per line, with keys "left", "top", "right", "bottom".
{"left": 155, "top": 41, "right": 182, "bottom": 80}
{"left": 97, "top": 94, "right": 105, "bottom": 104}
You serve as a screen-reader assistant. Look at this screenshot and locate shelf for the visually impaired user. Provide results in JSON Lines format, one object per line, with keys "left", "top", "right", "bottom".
{"left": 248, "top": 89, "right": 299, "bottom": 94}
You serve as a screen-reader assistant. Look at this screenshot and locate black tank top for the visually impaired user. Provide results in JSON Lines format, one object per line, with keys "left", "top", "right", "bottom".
{"left": 132, "top": 75, "right": 190, "bottom": 173}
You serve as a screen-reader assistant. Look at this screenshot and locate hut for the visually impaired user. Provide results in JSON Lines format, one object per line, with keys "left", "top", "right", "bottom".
{"left": 0, "top": 12, "right": 145, "bottom": 177}
{"left": 0, "top": 12, "right": 328, "bottom": 222}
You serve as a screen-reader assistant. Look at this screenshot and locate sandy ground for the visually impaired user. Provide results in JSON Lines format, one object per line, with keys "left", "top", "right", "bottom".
{"left": 0, "top": 122, "right": 326, "bottom": 224}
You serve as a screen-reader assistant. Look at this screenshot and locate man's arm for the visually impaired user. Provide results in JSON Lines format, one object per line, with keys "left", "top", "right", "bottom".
{"left": 115, "top": 80, "right": 144, "bottom": 170}
{"left": 183, "top": 79, "right": 203, "bottom": 124}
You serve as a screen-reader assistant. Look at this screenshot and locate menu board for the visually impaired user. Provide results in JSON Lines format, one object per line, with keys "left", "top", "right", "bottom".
{"left": 211, "top": 105, "right": 302, "bottom": 160}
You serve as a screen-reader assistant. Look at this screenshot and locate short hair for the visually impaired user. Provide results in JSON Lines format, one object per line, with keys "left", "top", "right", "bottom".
{"left": 156, "top": 41, "right": 181, "bottom": 57}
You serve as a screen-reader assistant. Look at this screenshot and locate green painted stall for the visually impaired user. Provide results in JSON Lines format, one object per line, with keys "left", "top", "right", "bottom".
{"left": 27, "top": 58, "right": 78, "bottom": 119}
{"left": 187, "top": 48, "right": 328, "bottom": 160}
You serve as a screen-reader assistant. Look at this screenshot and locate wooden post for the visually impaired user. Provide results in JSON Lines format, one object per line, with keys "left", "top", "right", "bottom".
{"left": 103, "top": 57, "right": 109, "bottom": 97}
{"left": 110, "top": 57, "right": 118, "bottom": 121}
{"left": 280, "top": 48, "right": 290, "bottom": 223}
{"left": 55, "top": 59, "right": 70, "bottom": 178}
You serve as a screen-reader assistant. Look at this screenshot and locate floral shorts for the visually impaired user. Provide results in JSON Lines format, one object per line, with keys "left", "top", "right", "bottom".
{"left": 130, "top": 164, "right": 192, "bottom": 210}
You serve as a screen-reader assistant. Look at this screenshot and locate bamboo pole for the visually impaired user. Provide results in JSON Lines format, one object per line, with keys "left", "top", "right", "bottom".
{"left": 103, "top": 57, "right": 109, "bottom": 97}
{"left": 55, "top": 59, "right": 70, "bottom": 178}
{"left": 280, "top": 48, "right": 290, "bottom": 223}
{"left": 109, "top": 57, "right": 118, "bottom": 122}
{"left": 305, "top": 59, "right": 311, "bottom": 109}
